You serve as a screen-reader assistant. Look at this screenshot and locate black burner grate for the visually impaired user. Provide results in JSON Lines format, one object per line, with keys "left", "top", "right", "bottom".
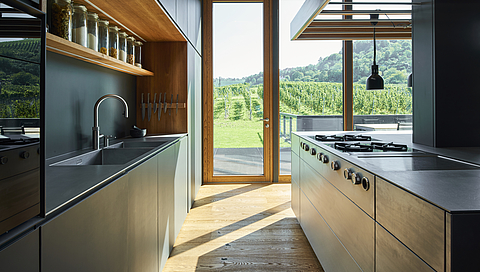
{"left": 371, "top": 142, "right": 408, "bottom": 151}
{"left": 334, "top": 142, "right": 373, "bottom": 152}
{"left": 343, "top": 134, "right": 372, "bottom": 141}
{"left": 315, "top": 135, "right": 345, "bottom": 142}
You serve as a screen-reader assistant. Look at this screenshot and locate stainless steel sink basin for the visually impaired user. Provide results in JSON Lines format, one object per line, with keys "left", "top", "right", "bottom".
{"left": 108, "top": 141, "right": 168, "bottom": 149}
{"left": 51, "top": 148, "right": 150, "bottom": 166}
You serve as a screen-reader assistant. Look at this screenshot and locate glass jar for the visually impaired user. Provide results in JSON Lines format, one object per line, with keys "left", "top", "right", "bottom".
{"left": 108, "top": 26, "right": 120, "bottom": 59}
{"left": 126, "top": 36, "right": 135, "bottom": 65}
{"left": 97, "top": 19, "right": 109, "bottom": 55}
{"left": 72, "top": 4, "right": 87, "bottom": 47}
{"left": 50, "top": 0, "right": 72, "bottom": 40}
{"left": 134, "top": 41, "right": 143, "bottom": 68}
{"left": 86, "top": 12, "right": 98, "bottom": 51}
{"left": 118, "top": 32, "right": 127, "bottom": 62}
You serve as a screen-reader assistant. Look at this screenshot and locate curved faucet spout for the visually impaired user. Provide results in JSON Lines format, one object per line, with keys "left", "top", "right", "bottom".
{"left": 93, "top": 94, "right": 129, "bottom": 150}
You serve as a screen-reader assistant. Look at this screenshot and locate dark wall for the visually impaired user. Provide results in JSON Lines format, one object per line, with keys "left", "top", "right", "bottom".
{"left": 413, "top": 0, "right": 480, "bottom": 147}
{"left": 45, "top": 52, "right": 136, "bottom": 159}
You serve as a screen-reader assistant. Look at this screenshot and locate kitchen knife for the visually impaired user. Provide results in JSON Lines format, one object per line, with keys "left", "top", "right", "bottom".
{"left": 158, "top": 93, "right": 162, "bottom": 121}
{"left": 153, "top": 93, "right": 157, "bottom": 113}
{"left": 141, "top": 93, "right": 145, "bottom": 121}
{"left": 176, "top": 94, "right": 179, "bottom": 115}
{"left": 164, "top": 92, "right": 167, "bottom": 113}
{"left": 147, "top": 93, "right": 151, "bottom": 121}
{"left": 169, "top": 94, "right": 173, "bottom": 115}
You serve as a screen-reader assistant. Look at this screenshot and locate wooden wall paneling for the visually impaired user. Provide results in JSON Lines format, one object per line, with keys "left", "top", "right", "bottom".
{"left": 137, "top": 42, "right": 188, "bottom": 134}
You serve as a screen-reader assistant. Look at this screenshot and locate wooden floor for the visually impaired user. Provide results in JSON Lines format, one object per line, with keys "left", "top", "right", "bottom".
{"left": 163, "top": 184, "right": 324, "bottom": 271}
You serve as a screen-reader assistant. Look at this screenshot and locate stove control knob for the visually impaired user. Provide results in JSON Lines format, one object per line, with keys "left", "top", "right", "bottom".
{"left": 310, "top": 148, "right": 316, "bottom": 156}
{"left": 0, "top": 156, "right": 8, "bottom": 165}
{"left": 344, "top": 168, "right": 352, "bottom": 180}
{"left": 20, "top": 151, "right": 30, "bottom": 159}
{"left": 322, "top": 154, "right": 329, "bottom": 164}
{"left": 300, "top": 142, "right": 304, "bottom": 149}
{"left": 330, "top": 160, "right": 340, "bottom": 170}
{"left": 362, "top": 177, "right": 370, "bottom": 191}
{"left": 351, "top": 172, "right": 362, "bottom": 185}
{"left": 316, "top": 153, "right": 323, "bottom": 161}
{"left": 304, "top": 144, "right": 310, "bottom": 152}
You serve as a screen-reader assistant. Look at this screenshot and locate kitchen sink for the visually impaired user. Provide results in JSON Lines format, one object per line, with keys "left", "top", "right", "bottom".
{"left": 51, "top": 148, "right": 150, "bottom": 166}
{"left": 107, "top": 141, "right": 168, "bottom": 149}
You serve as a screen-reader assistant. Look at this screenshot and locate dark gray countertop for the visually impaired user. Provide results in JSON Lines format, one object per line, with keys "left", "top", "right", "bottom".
{"left": 45, "top": 134, "right": 186, "bottom": 215}
{"left": 294, "top": 131, "right": 480, "bottom": 213}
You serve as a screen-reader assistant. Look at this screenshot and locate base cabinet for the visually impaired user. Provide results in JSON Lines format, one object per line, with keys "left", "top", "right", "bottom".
{"left": 0, "top": 229, "right": 39, "bottom": 272}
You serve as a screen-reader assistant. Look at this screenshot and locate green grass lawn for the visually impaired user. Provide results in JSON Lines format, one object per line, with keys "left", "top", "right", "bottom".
{"left": 214, "top": 119, "right": 292, "bottom": 148}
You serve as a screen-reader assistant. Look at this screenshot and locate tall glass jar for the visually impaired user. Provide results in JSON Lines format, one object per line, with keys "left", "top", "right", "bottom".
{"left": 97, "top": 20, "right": 109, "bottom": 55}
{"left": 50, "top": 0, "right": 72, "bottom": 40}
{"left": 118, "top": 32, "right": 127, "bottom": 62}
{"left": 72, "top": 4, "right": 87, "bottom": 47}
{"left": 126, "top": 36, "right": 135, "bottom": 65}
{"left": 108, "top": 26, "right": 120, "bottom": 59}
{"left": 86, "top": 12, "right": 98, "bottom": 51}
{"left": 134, "top": 41, "right": 143, "bottom": 68}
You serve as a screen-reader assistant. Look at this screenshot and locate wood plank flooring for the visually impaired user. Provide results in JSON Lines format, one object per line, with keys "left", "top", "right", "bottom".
{"left": 163, "top": 184, "right": 324, "bottom": 271}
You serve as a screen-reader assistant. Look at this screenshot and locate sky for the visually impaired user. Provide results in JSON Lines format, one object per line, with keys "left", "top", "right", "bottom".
{"left": 213, "top": 0, "right": 342, "bottom": 79}
{"left": 213, "top": 0, "right": 411, "bottom": 79}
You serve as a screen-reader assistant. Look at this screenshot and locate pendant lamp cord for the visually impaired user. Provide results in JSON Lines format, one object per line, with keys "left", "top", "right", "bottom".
{"left": 373, "top": 26, "right": 376, "bottom": 65}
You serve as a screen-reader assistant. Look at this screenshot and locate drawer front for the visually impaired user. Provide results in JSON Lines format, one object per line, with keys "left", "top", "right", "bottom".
{"left": 299, "top": 142, "right": 374, "bottom": 218}
{"left": 376, "top": 177, "right": 444, "bottom": 272}
{"left": 292, "top": 134, "right": 300, "bottom": 156}
{"left": 302, "top": 162, "right": 374, "bottom": 272}
{"left": 300, "top": 190, "right": 361, "bottom": 272}
{"left": 292, "top": 148, "right": 300, "bottom": 184}
{"left": 377, "top": 223, "right": 435, "bottom": 272}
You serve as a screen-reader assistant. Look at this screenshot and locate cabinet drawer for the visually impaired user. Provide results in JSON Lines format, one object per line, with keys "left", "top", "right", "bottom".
{"left": 302, "top": 162, "right": 374, "bottom": 272}
{"left": 300, "top": 190, "right": 361, "bottom": 272}
{"left": 376, "top": 177, "right": 444, "bottom": 272}
{"left": 377, "top": 223, "right": 435, "bottom": 272}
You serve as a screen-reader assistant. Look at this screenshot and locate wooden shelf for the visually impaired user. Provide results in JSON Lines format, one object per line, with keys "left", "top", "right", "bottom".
{"left": 46, "top": 33, "right": 154, "bottom": 76}
{"left": 73, "top": 0, "right": 185, "bottom": 42}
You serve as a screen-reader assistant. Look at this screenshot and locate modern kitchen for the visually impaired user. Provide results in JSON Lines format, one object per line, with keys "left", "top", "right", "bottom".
{"left": 1, "top": 0, "right": 480, "bottom": 271}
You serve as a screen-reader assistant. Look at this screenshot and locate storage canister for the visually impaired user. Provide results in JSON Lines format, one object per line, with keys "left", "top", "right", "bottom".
{"left": 108, "top": 26, "right": 120, "bottom": 59}
{"left": 86, "top": 12, "right": 98, "bottom": 51}
{"left": 97, "top": 19, "right": 109, "bottom": 54}
{"left": 50, "top": 0, "right": 72, "bottom": 40}
{"left": 134, "top": 41, "right": 143, "bottom": 68}
{"left": 118, "top": 31, "right": 127, "bottom": 62}
{"left": 72, "top": 4, "right": 87, "bottom": 47}
{"left": 126, "top": 36, "right": 135, "bottom": 65}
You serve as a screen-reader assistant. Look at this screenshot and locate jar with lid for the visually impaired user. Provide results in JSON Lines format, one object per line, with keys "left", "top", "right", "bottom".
{"left": 108, "top": 26, "right": 120, "bottom": 59}
{"left": 97, "top": 20, "right": 109, "bottom": 55}
{"left": 134, "top": 41, "right": 143, "bottom": 68}
{"left": 118, "top": 32, "right": 127, "bottom": 62}
{"left": 72, "top": 4, "right": 87, "bottom": 47}
{"left": 86, "top": 12, "right": 98, "bottom": 51}
{"left": 50, "top": 0, "right": 72, "bottom": 41}
{"left": 126, "top": 37, "right": 135, "bottom": 65}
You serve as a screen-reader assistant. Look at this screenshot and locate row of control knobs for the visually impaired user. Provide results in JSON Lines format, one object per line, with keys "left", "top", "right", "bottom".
{"left": 301, "top": 142, "right": 370, "bottom": 191}
{"left": 0, "top": 149, "right": 37, "bottom": 165}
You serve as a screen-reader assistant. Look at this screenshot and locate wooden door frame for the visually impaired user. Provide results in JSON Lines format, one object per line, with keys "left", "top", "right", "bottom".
{"left": 202, "top": 0, "right": 274, "bottom": 183}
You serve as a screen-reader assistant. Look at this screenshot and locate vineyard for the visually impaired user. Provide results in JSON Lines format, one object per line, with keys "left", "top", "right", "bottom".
{"left": 213, "top": 81, "right": 412, "bottom": 121}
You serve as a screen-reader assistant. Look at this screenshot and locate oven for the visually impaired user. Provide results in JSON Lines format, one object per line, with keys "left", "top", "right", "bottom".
{"left": 0, "top": 0, "right": 45, "bottom": 235}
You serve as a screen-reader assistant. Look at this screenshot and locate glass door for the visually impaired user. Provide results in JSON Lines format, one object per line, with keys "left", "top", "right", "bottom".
{"left": 204, "top": 0, "right": 273, "bottom": 182}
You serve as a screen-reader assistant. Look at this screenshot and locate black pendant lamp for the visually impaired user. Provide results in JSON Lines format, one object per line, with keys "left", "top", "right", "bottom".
{"left": 407, "top": 73, "right": 412, "bottom": 87}
{"left": 366, "top": 14, "right": 384, "bottom": 90}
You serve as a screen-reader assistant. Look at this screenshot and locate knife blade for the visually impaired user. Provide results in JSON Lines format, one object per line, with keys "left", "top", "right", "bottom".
{"left": 158, "top": 96, "right": 162, "bottom": 121}
{"left": 153, "top": 93, "right": 157, "bottom": 113}
{"left": 164, "top": 93, "right": 167, "bottom": 113}
{"left": 141, "top": 93, "right": 145, "bottom": 121}
{"left": 169, "top": 94, "right": 173, "bottom": 116}
{"left": 147, "top": 93, "right": 151, "bottom": 121}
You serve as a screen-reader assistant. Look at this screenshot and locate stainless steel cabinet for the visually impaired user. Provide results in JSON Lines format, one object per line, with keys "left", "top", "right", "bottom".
{"left": 291, "top": 151, "right": 300, "bottom": 219}
{"left": 42, "top": 175, "right": 129, "bottom": 272}
{"left": 0, "top": 229, "right": 39, "bottom": 272}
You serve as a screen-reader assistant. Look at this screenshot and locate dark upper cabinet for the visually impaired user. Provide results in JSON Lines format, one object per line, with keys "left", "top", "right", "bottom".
{"left": 0, "top": 228, "right": 39, "bottom": 272}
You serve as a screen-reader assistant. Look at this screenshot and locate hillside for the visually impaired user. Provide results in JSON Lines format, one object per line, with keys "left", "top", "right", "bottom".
{"left": 215, "top": 40, "right": 411, "bottom": 86}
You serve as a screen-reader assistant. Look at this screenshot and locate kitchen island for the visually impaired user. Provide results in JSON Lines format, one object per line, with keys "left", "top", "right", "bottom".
{"left": 292, "top": 131, "right": 480, "bottom": 272}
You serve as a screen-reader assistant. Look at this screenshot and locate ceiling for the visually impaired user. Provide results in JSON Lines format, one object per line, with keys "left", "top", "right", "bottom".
{"left": 290, "top": 0, "right": 413, "bottom": 41}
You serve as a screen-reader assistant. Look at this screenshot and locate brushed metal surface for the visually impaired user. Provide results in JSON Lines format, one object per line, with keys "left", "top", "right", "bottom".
{"left": 376, "top": 177, "right": 444, "bottom": 272}
{"left": 302, "top": 162, "right": 374, "bottom": 272}
{"left": 0, "top": 229, "right": 39, "bottom": 272}
{"left": 300, "top": 190, "right": 362, "bottom": 272}
{"left": 376, "top": 223, "right": 435, "bottom": 272}
{"left": 291, "top": 152, "right": 300, "bottom": 219}
{"left": 174, "top": 137, "right": 188, "bottom": 239}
